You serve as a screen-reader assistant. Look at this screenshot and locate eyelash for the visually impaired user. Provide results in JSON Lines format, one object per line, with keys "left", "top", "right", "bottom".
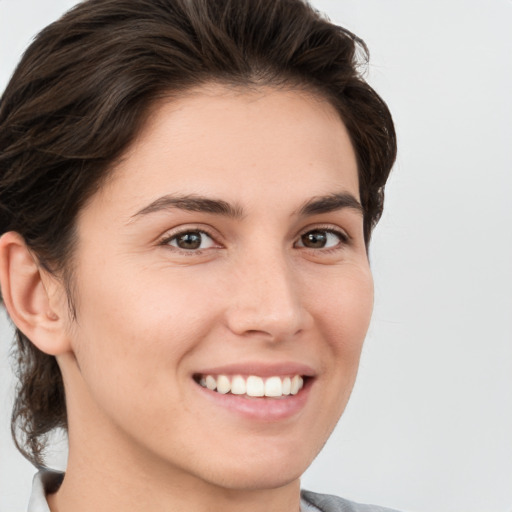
{"left": 159, "top": 225, "right": 350, "bottom": 255}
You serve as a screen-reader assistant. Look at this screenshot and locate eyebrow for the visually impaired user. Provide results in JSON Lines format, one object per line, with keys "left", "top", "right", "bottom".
{"left": 297, "top": 192, "right": 364, "bottom": 216}
{"left": 131, "top": 191, "right": 363, "bottom": 221}
{"left": 131, "top": 194, "right": 244, "bottom": 220}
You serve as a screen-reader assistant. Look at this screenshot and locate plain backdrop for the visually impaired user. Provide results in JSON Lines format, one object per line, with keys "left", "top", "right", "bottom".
{"left": 1, "top": 1, "right": 511, "bottom": 511}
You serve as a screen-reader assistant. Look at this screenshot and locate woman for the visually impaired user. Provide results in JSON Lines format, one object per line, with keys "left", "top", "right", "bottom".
{"left": 0, "top": 0, "right": 397, "bottom": 511}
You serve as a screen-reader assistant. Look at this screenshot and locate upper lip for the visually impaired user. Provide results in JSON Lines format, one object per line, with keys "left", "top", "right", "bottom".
{"left": 194, "top": 361, "right": 316, "bottom": 378}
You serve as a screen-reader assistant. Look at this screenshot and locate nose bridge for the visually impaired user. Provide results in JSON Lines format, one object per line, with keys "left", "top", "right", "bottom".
{"left": 226, "top": 244, "right": 306, "bottom": 339}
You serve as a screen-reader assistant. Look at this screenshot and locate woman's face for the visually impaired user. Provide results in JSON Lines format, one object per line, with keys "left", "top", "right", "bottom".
{"left": 60, "top": 85, "right": 373, "bottom": 490}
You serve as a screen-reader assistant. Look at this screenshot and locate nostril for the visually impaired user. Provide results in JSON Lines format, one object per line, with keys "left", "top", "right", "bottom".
{"left": 226, "top": 305, "right": 306, "bottom": 341}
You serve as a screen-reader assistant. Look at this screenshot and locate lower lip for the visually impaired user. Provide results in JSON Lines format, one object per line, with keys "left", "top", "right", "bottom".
{"left": 194, "top": 379, "right": 313, "bottom": 422}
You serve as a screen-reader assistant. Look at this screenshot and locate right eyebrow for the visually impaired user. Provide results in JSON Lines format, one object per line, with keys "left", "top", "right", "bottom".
{"left": 130, "top": 194, "right": 245, "bottom": 221}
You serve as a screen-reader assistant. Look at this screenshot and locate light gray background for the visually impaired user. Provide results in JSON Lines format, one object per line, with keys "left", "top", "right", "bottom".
{"left": 1, "top": 1, "right": 511, "bottom": 511}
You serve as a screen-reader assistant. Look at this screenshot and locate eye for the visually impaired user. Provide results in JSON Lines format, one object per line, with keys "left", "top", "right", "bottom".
{"left": 296, "top": 229, "right": 346, "bottom": 249}
{"left": 165, "top": 230, "right": 216, "bottom": 251}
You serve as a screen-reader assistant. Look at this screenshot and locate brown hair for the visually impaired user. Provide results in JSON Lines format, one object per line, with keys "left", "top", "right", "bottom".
{"left": 0, "top": 0, "right": 396, "bottom": 467}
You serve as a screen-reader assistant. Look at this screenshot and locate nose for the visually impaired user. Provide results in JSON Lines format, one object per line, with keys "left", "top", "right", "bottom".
{"left": 225, "top": 250, "right": 310, "bottom": 342}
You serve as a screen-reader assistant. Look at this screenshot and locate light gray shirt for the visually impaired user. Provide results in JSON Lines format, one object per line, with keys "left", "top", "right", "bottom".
{"left": 28, "top": 469, "right": 401, "bottom": 512}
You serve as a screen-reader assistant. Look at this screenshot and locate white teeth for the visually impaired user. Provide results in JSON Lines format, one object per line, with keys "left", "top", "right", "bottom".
{"left": 198, "top": 374, "right": 305, "bottom": 398}
{"left": 246, "top": 376, "right": 265, "bottom": 397}
{"left": 290, "top": 375, "right": 302, "bottom": 395}
{"left": 205, "top": 375, "right": 217, "bottom": 391}
{"left": 282, "top": 377, "right": 291, "bottom": 395}
{"left": 264, "top": 376, "right": 282, "bottom": 397}
{"left": 216, "top": 375, "right": 230, "bottom": 394}
{"left": 231, "top": 375, "right": 246, "bottom": 395}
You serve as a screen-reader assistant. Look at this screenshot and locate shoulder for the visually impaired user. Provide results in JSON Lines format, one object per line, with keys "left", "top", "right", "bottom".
{"left": 301, "top": 489, "right": 403, "bottom": 512}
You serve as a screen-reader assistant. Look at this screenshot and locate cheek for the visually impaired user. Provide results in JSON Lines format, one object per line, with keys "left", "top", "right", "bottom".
{"left": 301, "top": 266, "right": 373, "bottom": 445}
{"left": 65, "top": 275, "right": 207, "bottom": 435}
{"left": 313, "top": 264, "right": 374, "bottom": 355}
{"left": 70, "top": 263, "right": 223, "bottom": 377}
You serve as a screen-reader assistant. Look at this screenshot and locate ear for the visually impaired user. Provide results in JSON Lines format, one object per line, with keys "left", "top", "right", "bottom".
{"left": 0, "top": 231, "right": 71, "bottom": 355}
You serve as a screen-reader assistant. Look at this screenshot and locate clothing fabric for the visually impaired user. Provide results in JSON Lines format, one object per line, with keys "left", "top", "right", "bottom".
{"left": 299, "top": 490, "right": 401, "bottom": 512}
{"left": 27, "top": 470, "right": 63, "bottom": 512}
{"left": 28, "top": 469, "right": 401, "bottom": 512}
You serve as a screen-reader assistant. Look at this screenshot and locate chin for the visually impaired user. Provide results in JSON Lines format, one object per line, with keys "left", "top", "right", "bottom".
{"left": 214, "top": 467, "right": 303, "bottom": 492}
{"left": 198, "top": 445, "right": 314, "bottom": 491}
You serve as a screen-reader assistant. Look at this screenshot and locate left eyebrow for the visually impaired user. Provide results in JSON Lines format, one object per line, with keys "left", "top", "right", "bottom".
{"left": 297, "top": 192, "right": 364, "bottom": 216}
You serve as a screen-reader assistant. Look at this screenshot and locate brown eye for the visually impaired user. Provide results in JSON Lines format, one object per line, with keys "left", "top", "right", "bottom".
{"left": 167, "top": 231, "right": 215, "bottom": 250}
{"left": 297, "top": 229, "right": 345, "bottom": 249}
{"left": 301, "top": 230, "right": 327, "bottom": 248}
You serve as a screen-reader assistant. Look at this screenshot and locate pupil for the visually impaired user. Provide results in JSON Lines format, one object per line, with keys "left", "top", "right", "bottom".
{"left": 303, "top": 231, "right": 326, "bottom": 248}
{"left": 178, "top": 232, "right": 201, "bottom": 249}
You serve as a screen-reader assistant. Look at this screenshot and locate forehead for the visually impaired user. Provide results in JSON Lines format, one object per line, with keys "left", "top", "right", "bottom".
{"left": 84, "top": 85, "right": 359, "bottom": 217}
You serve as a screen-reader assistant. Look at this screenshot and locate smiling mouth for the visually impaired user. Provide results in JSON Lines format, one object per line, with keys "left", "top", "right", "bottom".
{"left": 194, "top": 374, "right": 306, "bottom": 398}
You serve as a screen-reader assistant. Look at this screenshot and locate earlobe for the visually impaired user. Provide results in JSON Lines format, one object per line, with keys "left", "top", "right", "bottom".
{"left": 0, "top": 231, "right": 71, "bottom": 355}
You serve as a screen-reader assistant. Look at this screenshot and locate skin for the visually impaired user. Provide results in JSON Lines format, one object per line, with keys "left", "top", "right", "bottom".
{"left": 1, "top": 86, "right": 374, "bottom": 512}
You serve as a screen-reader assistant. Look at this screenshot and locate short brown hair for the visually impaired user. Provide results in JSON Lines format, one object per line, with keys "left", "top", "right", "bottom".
{"left": 0, "top": 0, "right": 396, "bottom": 467}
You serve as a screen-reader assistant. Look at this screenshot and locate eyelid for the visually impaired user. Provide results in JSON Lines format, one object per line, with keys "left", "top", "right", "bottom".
{"left": 297, "top": 224, "right": 350, "bottom": 242}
